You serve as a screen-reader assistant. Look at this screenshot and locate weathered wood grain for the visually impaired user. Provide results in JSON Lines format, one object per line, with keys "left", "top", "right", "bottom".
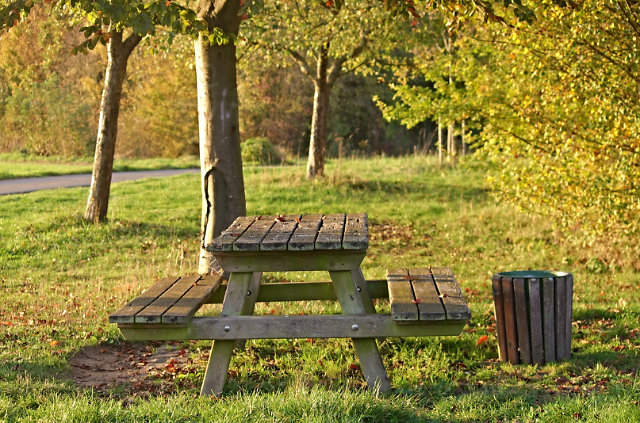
{"left": 207, "top": 216, "right": 255, "bottom": 252}
{"left": 430, "top": 266, "right": 454, "bottom": 276}
{"left": 330, "top": 270, "right": 391, "bottom": 393}
{"left": 201, "top": 272, "right": 254, "bottom": 396}
{"left": 288, "top": 214, "right": 322, "bottom": 251}
{"left": 214, "top": 249, "right": 366, "bottom": 272}
{"left": 109, "top": 276, "right": 181, "bottom": 324}
{"left": 542, "top": 277, "right": 556, "bottom": 363}
{"left": 387, "top": 269, "right": 419, "bottom": 322}
{"left": 315, "top": 213, "right": 346, "bottom": 250}
{"left": 206, "top": 279, "right": 389, "bottom": 304}
{"left": 135, "top": 275, "right": 202, "bottom": 324}
{"left": 431, "top": 269, "right": 471, "bottom": 320}
{"left": 408, "top": 268, "right": 446, "bottom": 321}
{"left": 119, "top": 314, "right": 468, "bottom": 341}
{"left": 233, "top": 217, "right": 276, "bottom": 252}
{"left": 513, "top": 277, "right": 532, "bottom": 364}
{"left": 528, "top": 277, "right": 545, "bottom": 365}
{"left": 565, "top": 274, "right": 573, "bottom": 359}
{"left": 492, "top": 275, "right": 508, "bottom": 362}
{"left": 502, "top": 277, "right": 520, "bottom": 364}
{"left": 260, "top": 215, "right": 301, "bottom": 251}
{"left": 555, "top": 276, "right": 567, "bottom": 360}
{"left": 162, "top": 275, "right": 223, "bottom": 324}
{"left": 351, "top": 268, "right": 377, "bottom": 315}
{"left": 343, "top": 213, "right": 368, "bottom": 250}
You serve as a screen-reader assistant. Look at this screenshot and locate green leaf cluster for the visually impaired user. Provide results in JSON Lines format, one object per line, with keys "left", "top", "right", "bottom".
{"left": 382, "top": 1, "right": 640, "bottom": 261}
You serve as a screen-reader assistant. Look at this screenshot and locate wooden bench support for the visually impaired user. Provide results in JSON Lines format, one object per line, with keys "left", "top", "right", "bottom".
{"left": 109, "top": 274, "right": 223, "bottom": 325}
{"left": 387, "top": 267, "right": 471, "bottom": 323}
{"left": 118, "top": 314, "right": 467, "bottom": 341}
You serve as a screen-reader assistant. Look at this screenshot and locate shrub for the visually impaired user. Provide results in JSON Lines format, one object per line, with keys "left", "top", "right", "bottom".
{"left": 241, "top": 137, "right": 283, "bottom": 165}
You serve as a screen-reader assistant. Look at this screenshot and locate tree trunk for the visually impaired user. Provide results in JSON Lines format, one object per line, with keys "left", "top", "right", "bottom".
{"left": 196, "top": 0, "right": 246, "bottom": 275}
{"left": 438, "top": 117, "right": 443, "bottom": 165}
{"left": 462, "top": 120, "right": 466, "bottom": 156}
{"left": 306, "top": 44, "right": 330, "bottom": 179}
{"left": 84, "top": 31, "right": 141, "bottom": 222}
{"left": 448, "top": 122, "right": 454, "bottom": 160}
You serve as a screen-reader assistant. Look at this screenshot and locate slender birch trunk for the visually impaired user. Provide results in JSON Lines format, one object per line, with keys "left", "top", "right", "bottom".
{"left": 84, "top": 30, "right": 141, "bottom": 222}
{"left": 306, "top": 44, "right": 330, "bottom": 179}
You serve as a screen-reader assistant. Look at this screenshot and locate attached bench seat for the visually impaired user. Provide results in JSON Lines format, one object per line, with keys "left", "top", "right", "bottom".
{"left": 109, "top": 275, "right": 224, "bottom": 325}
{"left": 387, "top": 267, "right": 471, "bottom": 323}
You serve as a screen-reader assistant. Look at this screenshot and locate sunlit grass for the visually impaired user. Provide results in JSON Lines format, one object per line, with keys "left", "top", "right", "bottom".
{"left": 0, "top": 154, "right": 199, "bottom": 180}
{"left": 1, "top": 155, "right": 639, "bottom": 422}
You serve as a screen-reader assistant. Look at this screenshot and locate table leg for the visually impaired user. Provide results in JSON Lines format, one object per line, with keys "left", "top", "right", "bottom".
{"left": 236, "top": 272, "right": 262, "bottom": 349}
{"left": 351, "top": 268, "right": 376, "bottom": 315}
{"left": 200, "top": 272, "right": 259, "bottom": 396}
{"left": 330, "top": 270, "right": 391, "bottom": 393}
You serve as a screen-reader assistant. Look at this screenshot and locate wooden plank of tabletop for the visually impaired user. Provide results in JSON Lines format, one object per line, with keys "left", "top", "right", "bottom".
{"left": 109, "top": 276, "right": 180, "bottom": 324}
{"left": 260, "top": 215, "right": 301, "bottom": 251}
{"left": 288, "top": 214, "right": 323, "bottom": 251}
{"left": 315, "top": 213, "right": 346, "bottom": 250}
{"left": 431, "top": 268, "right": 471, "bottom": 320}
{"left": 207, "top": 216, "right": 255, "bottom": 252}
{"left": 408, "top": 268, "right": 446, "bottom": 321}
{"left": 233, "top": 216, "right": 276, "bottom": 252}
{"left": 387, "top": 269, "right": 419, "bottom": 322}
{"left": 343, "top": 213, "right": 368, "bottom": 250}
{"left": 162, "top": 275, "right": 223, "bottom": 324}
{"left": 135, "top": 275, "right": 202, "bottom": 324}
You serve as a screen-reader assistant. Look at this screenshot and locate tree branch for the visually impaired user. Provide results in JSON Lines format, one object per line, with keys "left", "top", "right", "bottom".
{"left": 327, "top": 32, "right": 367, "bottom": 85}
{"left": 287, "top": 49, "right": 316, "bottom": 82}
{"left": 123, "top": 32, "right": 142, "bottom": 57}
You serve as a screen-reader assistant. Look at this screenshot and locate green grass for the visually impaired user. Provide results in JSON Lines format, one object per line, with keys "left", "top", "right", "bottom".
{"left": 0, "top": 153, "right": 199, "bottom": 180}
{"left": 1, "top": 155, "right": 639, "bottom": 422}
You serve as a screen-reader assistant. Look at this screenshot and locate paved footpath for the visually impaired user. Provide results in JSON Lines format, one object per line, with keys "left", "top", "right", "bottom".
{"left": 0, "top": 169, "right": 199, "bottom": 196}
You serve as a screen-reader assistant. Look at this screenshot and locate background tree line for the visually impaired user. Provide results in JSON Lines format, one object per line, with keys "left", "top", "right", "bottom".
{"left": 0, "top": 2, "right": 428, "bottom": 160}
{"left": 1, "top": 0, "right": 638, "bottom": 269}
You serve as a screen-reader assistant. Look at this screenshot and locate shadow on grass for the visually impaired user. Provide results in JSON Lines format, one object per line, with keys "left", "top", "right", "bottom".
{"left": 345, "top": 179, "right": 490, "bottom": 201}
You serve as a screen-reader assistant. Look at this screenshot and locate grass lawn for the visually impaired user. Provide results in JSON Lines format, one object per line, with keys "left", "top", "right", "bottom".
{"left": 0, "top": 153, "right": 199, "bottom": 180}
{"left": 1, "top": 155, "right": 639, "bottom": 422}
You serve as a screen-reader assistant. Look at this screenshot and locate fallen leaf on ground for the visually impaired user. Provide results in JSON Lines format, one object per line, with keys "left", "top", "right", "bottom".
{"left": 476, "top": 335, "right": 489, "bottom": 346}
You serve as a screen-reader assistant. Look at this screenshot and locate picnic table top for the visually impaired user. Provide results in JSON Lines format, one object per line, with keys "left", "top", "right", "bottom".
{"left": 206, "top": 213, "right": 368, "bottom": 253}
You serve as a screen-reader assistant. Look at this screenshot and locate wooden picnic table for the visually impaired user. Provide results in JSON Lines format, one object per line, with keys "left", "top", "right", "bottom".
{"left": 111, "top": 212, "right": 470, "bottom": 396}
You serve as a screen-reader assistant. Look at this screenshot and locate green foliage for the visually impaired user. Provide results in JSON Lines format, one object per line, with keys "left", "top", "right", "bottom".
{"left": 0, "top": 4, "right": 203, "bottom": 158}
{"left": 117, "top": 36, "right": 199, "bottom": 158}
{"left": 381, "top": 2, "right": 640, "bottom": 263}
{"left": 241, "top": 137, "right": 283, "bottom": 164}
{"left": 238, "top": 64, "right": 314, "bottom": 155}
{"left": 0, "top": 0, "right": 212, "bottom": 52}
{"left": 1, "top": 157, "right": 639, "bottom": 421}
{"left": 0, "top": 4, "right": 102, "bottom": 156}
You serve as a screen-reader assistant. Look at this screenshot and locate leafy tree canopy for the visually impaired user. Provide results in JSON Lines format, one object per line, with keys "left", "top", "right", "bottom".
{"left": 0, "top": 0, "right": 230, "bottom": 52}
{"left": 381, "top": 0, "right": 640, "bottom": 264}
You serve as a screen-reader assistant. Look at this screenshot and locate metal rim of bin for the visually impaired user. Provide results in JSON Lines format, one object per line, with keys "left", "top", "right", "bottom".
{"left": 492, "top": 270, "right": 573, "bottom": 365}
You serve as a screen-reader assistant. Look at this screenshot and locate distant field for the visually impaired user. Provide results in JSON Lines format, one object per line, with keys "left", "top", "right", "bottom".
{"left": 0, "top": 153, "right": 199, "bottom": 180}
{"left": 1, "top": 155, "right": 638, "bottom": 422}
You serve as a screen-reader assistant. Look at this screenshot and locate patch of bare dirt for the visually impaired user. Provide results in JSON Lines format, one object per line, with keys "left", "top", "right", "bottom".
{"left": 69, "top": 342, "right": 203, "bottom": 395}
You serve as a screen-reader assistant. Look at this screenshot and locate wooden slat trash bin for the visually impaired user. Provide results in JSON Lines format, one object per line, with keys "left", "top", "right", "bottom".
{"left": 491, "top": 271, "right": 573, "bottom": 365}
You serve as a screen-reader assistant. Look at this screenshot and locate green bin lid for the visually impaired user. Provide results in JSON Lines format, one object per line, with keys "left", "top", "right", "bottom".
{"left": 495, "top": 270, "right": 571, "bottom": 278}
